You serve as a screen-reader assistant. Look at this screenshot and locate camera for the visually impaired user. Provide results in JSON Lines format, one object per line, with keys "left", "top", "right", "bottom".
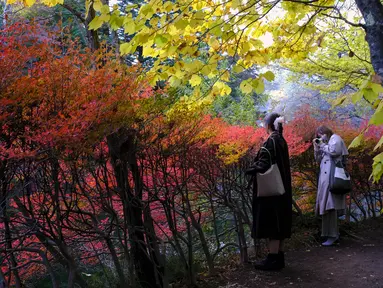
{"left": 314, "top": 138, "right": 322, "bottom": 144}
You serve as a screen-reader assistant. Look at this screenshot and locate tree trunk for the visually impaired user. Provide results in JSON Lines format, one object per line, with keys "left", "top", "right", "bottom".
{"left": 185, "top": 195, "right": 215, "bottom": 275}
{"left": 144, "top": 205, "right": 168, "bottom": 288}
{"left": 107, "top": 128, "right": 161, "bottom": 288}
{"left": 237, "top": 213, "right": 248, "bottom": 264}
{"left": 67, "top": 266, "right": 76, "bottom": 288}
{"left": 85, "top": 3, "right": 100, "bottom": 50}
{"left": 0, "top": 161, "right": 22, "bottom": 288}
{"left": 41, "top": 252, "right": 59, "bottom": 288}
{"left": 3, "top": 216, "right": 22, "bottom": 288}
{"left": 355, "top": 0, "right": 383, "bottom": 79}
{"left": 105, "top": 237, "right": 128, "bottom": 287}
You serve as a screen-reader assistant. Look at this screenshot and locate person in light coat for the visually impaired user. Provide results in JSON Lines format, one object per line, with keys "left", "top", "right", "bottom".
{"left": 314, "top": 125, "right": 348, "bottom": 246}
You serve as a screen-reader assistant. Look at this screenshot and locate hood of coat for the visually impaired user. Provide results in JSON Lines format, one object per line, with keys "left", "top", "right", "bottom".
{"left": 330, "top": 134, "right": 349, "bottom": 156}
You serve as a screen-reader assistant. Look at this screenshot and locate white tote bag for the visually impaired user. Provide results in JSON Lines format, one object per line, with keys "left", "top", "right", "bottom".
{"left": 256, "top": 138, "right": 286, "bottom": 197}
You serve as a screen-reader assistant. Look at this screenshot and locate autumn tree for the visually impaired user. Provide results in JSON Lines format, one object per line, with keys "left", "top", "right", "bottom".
{"left": 7, "top": 0, "right": 383, "bottom": 180}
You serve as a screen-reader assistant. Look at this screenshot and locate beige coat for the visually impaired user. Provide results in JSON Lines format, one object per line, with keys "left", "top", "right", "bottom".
{"left": 315, "top": 134, "right": 348, "bottom": 216}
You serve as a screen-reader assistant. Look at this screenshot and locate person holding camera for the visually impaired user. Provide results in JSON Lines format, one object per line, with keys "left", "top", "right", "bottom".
{"left": 245, "top": 113, "right": 292, "bottom": 270}
{"left": 314, "top": 125, "right": 349, "bottom": 246}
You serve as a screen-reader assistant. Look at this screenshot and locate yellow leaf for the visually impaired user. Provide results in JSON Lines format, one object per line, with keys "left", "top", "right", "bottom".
{"left": 100, "top": 4, "right": 109, "bottom": 14}
{"left": 232, "top": 0, "right": 242, "bottom": 9}
{"left": 220, "top": 71, "right": 230, "bottom": 82}
{"left": 369, "top": 109, "right": 383, "bottom": 125}
{"left": 332, "top": 95, "right": 347, "bottom": 108}
{"left": 240, "top": 80, "right": 253, "bottom": 94}
{"left": 349, "top": 134, "right": 363, "bottom": 149}
{"left": 154, "top": 34, "right": 168, "bottom": 47}
{"left": 214, "top": 82, "right": 232, "bottom": 96}
{"left": 125, "top": 4, "right": 138, "bottom": 11}
{"left": 25, "top": 0, "right": 35, "bottom": 6}
{"left": 140, "top": 4, "right": 154, "bottom": 18}
{"left": 374, "top": 152, "right": 383, "bottom": 163}
{"left": 143, "top": 46, "right": 157, "bottom": 57}
{"left": 174, "top": 19, "right": 189, "bottom": 30}
{"left": 371, "top": 83, "right": 383, "bottom": 94}
{"left": 190, "top": 75, "right": 202, "bottom": 87}
{"left": 110, "top": 14, "right": 124, "bottom": 31}
{"left": 242, "top": 42, "right": 251, "bottom": 53}
{"left": 163, "top": 1, "right": 174, "bottom": 12}
{"left": 124, "top": 21, "right": 136, "bottom": 35}
{"left": 93, "top": 0, "right": 102, "bottom": 11}
{"left": 169, "top": 76, "right": 181, "bottom": 87}
{"left": 363, "top": 88, "right": 378, "bottom": 102}
{"left": 88, "top": 16, "right": 104, "bottom": 30}
{"left": 253, "top": 79, "right": 265, "bottom": 94}
{"left": 374, "top": 135, "right": 383, "bottom": 151}
{"left": 41, "top": 0, "right": 63, "bottom": 6}
{"left": 233, "top": 65, "right": 244, "bottom": 73}
{"left": 120, "top": 43, "right": 133, "bottom": 55}
{"left": 208, "top": 37, "right": 220, "bottom": 50}
{"left": 351, "top": 91, "right": 363, "bottom": 104}
{"left": 371, "top": 154, "right": 383, "bottom": 182}
{"left": 263, "top": 71, "right": 275, "bottom": 81}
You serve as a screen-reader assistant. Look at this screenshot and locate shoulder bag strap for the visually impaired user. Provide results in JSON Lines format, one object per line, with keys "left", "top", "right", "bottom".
{"left": 260, "top": 146, "right": 272, "bottom": 164}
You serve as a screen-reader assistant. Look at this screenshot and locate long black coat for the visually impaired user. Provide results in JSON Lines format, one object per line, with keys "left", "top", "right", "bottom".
{"left": 246, "top": 131, "right": 292, "bottom": 240}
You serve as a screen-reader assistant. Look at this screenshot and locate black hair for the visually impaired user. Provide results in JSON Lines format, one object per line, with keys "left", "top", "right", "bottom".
{"left": 264, "top": 112, "right": 283, "bottom": 135}
{"left": 316, "top": 125, "right": 333, "bottom": 138}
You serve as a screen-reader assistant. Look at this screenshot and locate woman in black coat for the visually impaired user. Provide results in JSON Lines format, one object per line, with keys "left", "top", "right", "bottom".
{"left": 245, "top": 112, "right": 292, "bottom": 270}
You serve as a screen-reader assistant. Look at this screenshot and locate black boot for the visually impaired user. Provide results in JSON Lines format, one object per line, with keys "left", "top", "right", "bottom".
{"left": 278, "top": 251, "right": 285, "bottom": 268}
{"left": 254, "top": 253, "right": 283, "bottom": 271}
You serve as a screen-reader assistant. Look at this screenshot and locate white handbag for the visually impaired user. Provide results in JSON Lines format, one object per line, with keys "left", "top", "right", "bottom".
{"left": 256, "top": 138, "right": 286, "bottom": 197}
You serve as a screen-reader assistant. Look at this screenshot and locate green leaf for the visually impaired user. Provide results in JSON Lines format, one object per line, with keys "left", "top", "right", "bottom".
{"left": 154, "top": 34, "right": 168, "bottom": 47}
{"left": 371, "top": 83, "right": 383, "bottom": 94}
{"left": 363, "top": 88, "right": 378, "bottom": 102}
{"left": 369, "top": 109, "right": 383, "bottom": 125}
{"left": 140, "top": 4, "right": 154, "bottom": 18}
{"left": 371, "top": 158, "right": 383, "bottom": 183}
{"left": 169, "top": 76, "right": 181, "bottom": 87}
{"left": 360, "top": 79, "right": 369, "bottom": 89}
{"left": 254, "top": 79, "right": 265, "bottom": 94}
{"left": 263, "top": 71, "right": 275, "bottom": 81}
{"left": 374, "top": 135, "right": 383, "bottom": 151}
{"left": 233, "top": 65, "right": 244, "bottom": 73}
{"left": 125, "top": 4, "right": 138, "bottom": 11}
{"left": 374, "top": 152, "right": 383, "bottom": 163}
{"left": 351, "top": 91, "right": 363, "bottom": 104}
{"left": 240, "top": 80, "right": 253, "bottom": 94}
{"left": 110, "top": 14, "right": 124, "bottom": 30}
{"left": 348, "top": 134, "right": 363, "bottom": 149}
{"left": 189, "top": 75, "right": 202, "bottom": 87}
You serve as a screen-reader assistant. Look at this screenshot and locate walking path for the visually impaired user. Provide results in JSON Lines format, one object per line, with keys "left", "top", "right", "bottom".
{"left": 219, "top": 218, "right": 383, "bottom": 288}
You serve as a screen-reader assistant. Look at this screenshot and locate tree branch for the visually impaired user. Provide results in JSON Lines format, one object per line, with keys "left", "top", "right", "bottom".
{"left": 60, "top": 4, "right": 86, "bottom": 25}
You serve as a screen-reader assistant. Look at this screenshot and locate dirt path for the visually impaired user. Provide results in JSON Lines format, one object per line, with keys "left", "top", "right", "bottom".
{"left": 217, "top": 218, "right": 383, "bottom": 288}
